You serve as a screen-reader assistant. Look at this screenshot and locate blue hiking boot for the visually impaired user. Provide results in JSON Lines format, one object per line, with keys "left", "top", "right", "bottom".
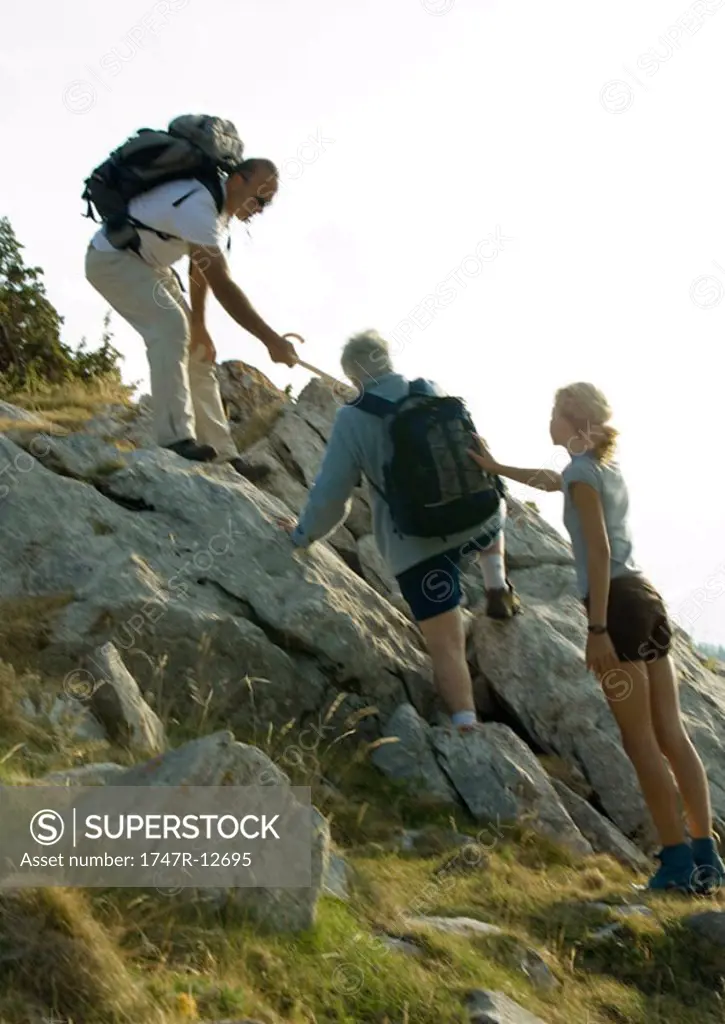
{"left": 691, "top": 836, "right": 725, "bottom": 894}
{"left": 645, "top": 843, "right": 697, "bottom": 893}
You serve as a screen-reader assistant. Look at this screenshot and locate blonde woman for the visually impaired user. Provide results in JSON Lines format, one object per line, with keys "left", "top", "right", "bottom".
{"left": 469, "top": 382, "right": 723, "bottom": 894}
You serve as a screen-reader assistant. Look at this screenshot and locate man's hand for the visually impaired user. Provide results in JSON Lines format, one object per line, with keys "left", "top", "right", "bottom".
{"left": 190, "top": 324, "right": 217, "bottom": 364}
{"left": 266, "top": 332, "right": 304, "bottom": 367}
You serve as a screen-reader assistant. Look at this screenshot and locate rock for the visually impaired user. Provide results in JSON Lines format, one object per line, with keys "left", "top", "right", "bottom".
{"left": 370, "top": 705, "right": 458, "bottom": 806}
{"left": 19, "top": 692, "right": 106, "bottom": 743}
{"left": 83, "top": 394, "right": 156, "bottom": 450}
{"left": 23, "top": 432, "right": 130, "bottom": 481}
{"left": 400, "top": 827, "right": 476, "bottom": 856}
{"left": 104, "top": 730, "right": 329, "bottom": 933}
{"left": 504, "top": 496, "right": 574, "bottom": 569}
{"left": 40, "top": 763, "right": 128, "bottom": 786}
{"left": 378, "top": 935, "right": 424, "bottom": 957}
{"left": 323, "top": 851, "right": 350, "bottom": 900}
{"left": 466, "top": 989, "right": 549, "bottom": 1023}
{"left": 405, "top": 915, "right": 504, "bottom": 938}
{"left": 217, "top": 359, "right": 288, "bottom": 428}
{"left": 518, "top": 948, "right": 560, "bottom": 992}
{"left": 684, "top": 910, "right": 725, "bottom": 946}
{"left": 431, "top": 721, "right": 592, "bottom": 857}
{"left": 0, "top": 400, "right": 45, "bottom": 425}
{"left": 266, "top": 408, "right": 328, "bottom": 489}
{"left": 345, "top": 486, "right": 373, "bottom": 539}
{"left": 550, "top": 779, "right": 650, "bottom": 872}
{"left": 588, "top": 903, "right": 654, "bottom": 919}
{"left": 86, "top": 642, "right": 166, "bottom": 758}
{"left": 0, "top": 434, "right": 434, "bottom": 733}
{"left": 47, "top": 695, "right": 107, "bottom": 741}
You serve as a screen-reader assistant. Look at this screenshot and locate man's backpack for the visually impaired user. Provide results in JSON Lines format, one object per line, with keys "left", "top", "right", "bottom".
{"left": 354, "top": 379, "right": 504, "bottom": 539}
{"left": 81, "top": 114, "right": 245, "bottom": 252}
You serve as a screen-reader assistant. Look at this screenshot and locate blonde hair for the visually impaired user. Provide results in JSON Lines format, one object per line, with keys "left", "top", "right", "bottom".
{"left": 554, "top": 382, "right": 619, "bottom": 463}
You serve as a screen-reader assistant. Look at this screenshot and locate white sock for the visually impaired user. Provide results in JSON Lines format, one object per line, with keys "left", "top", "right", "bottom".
{"left": 480, "top": 552, "right": 506, "bottom": 590}
{"left": 451, "top": 710, "right": 477, "bottom": 727}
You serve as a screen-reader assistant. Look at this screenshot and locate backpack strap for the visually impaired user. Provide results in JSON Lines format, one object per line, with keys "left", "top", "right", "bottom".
{"left": 349, "top": 391, "right": 397, "bottom": 505}
{"left": 350, "top": 392, "right": 397, "bottom": 417}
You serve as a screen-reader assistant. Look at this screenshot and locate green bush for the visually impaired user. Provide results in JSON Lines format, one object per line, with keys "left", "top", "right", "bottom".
{"left": 0, "top": 217, "right": 123, "bottom": 392}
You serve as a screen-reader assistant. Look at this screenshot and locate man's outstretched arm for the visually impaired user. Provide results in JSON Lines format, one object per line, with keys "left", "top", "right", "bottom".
{"left": 189, "top": 243, "right": 300, "bottom": 366}
{"left": 286, "top": 414, "right": 361, "bottom": 548}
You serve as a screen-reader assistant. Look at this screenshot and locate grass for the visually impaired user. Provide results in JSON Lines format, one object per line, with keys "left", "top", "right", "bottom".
{"left": 1, "top": 677, "right": 724, "bottom": 1024}
{"left": 2, "top": 375, "right": 133, "bottom": 433}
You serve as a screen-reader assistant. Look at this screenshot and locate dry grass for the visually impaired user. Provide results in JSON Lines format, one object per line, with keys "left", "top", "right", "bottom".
{"left": 231, "top": 398, "right": 286, "bottom": 452}
{"left": 0, "top": 888, "right": 174, "bottom": 1024}
{"left": 3, "top": 376, "right": 134, "bottom": 434}
{"left": 0, "top": 594, "right": 75, "bottom": 673}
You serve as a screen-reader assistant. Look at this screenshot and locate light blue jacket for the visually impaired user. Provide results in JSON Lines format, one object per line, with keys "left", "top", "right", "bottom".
{"left": 291, "top": 373, "right": 504, "bottom": 577}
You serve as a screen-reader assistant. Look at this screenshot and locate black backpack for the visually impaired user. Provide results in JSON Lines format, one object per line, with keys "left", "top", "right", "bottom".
{"left": 81, "top": 114, "right": 245, "bottom": 252}
{"left": 353, "top": 379, "right": 505, "bottom": 539}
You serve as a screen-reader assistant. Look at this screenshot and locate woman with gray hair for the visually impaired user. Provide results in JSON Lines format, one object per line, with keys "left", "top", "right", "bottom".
{"left": 277, "top": 329, "right": 520, "bottom": 735}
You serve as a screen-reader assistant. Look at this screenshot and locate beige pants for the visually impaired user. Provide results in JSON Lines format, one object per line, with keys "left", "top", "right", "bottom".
{"left": 85, "top": 245, "right": 237, "bottom": 458}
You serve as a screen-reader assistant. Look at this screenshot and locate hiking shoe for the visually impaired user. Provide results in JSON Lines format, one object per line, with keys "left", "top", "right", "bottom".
{"left": 228, "top": 456, "right": 271, "bottom": 484}
{"left": 645, "top": 843, "right": 697, "bottom": 893}
{"left": 691, "top": 836, "right": 725, "bottom": 894}
{"left": 165, "top": 438, "right": 218, "bottom": 462}
{"left": 486, "top": 582, "right": 522, "bottom": 620}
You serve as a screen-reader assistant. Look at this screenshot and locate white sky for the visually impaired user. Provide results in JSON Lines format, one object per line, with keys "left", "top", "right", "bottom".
{"left": 2, "top": 0, "right": 724, "bottom": 643}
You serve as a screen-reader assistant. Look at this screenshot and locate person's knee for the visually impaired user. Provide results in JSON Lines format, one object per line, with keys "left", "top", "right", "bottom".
{"left": 655, "top": 725, "right": 691, "bottom": 761}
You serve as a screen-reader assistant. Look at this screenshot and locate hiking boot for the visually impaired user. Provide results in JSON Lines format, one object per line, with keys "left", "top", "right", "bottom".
{"left": 645, "top": 843, "right": 697, "bottom": 893}
{"left": 486, "top": 582, "right": 522, "bottom": 620}
{"left": 691, "top": 836, "right": 725, "bottom": 894}
{"left": 165, "top": 438, "right": 218, "bottom": 462}
{"left": 228, "top": 456, "right": 271, "bottom": 484}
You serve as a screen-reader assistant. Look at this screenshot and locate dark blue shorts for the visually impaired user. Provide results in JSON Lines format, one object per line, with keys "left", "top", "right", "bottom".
{"left": 396, "top": 528, "right": 501, "bottom": 623}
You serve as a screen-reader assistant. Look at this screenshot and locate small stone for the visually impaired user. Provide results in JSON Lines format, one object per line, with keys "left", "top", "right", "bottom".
{"left": 378, "top": 935, "right": 424, "bottom": 957}
{"left": 323, "top": 851, "right": 350, "bottom": 901}
{"left": 684, "top": 910, "right": 725, "bottom": 946}
{"left": 466, "top": 988, "right": 549, "bottom": 1023}
{"left": 404, "top": 915, "right": 504, "bottom": 938}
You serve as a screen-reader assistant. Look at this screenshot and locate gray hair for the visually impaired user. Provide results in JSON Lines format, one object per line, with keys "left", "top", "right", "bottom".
{"left": 340, "top": 330, "right": 394, "bottom": 386}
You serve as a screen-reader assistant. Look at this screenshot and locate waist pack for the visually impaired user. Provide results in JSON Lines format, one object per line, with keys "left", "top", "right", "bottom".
{"left": 81, "top": 114, "right": 244, "bottom": 252}
{"left": 353, "top": 379, "right": 504, "bottom": 539}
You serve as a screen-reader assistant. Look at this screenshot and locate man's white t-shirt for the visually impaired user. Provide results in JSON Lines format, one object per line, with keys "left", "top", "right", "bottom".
{"left": 91, "top": 178, "right": 230, "bottom": 269}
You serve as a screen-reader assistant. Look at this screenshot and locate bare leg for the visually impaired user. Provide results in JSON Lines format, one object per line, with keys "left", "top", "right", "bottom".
{"left": 418, "top": 606, "right": 476, "bottom": 717}
{"left": 600, "top": 659, "right": 686, "bottom": 846}
{"left": 648, "top": 654, "right": 713, "bottom": 839}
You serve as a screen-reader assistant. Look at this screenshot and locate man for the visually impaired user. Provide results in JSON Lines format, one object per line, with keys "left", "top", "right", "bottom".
{"left": 276, "top": 330, "right": 520, "bottom": 733}
{"left": 85, "top": 157, "right": 301, "bottom": 481}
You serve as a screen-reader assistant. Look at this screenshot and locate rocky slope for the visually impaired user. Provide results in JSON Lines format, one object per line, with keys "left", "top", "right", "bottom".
{"left": 1, "top": 363, "right": 725, "bottom": 896}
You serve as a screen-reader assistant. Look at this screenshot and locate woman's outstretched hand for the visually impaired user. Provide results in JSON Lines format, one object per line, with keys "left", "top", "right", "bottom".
{"left": 467, "top": 434, "right": 499, "bottom": 474}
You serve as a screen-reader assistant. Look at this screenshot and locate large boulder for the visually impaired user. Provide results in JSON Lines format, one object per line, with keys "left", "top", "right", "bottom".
{"left": 373, "top": 705, "right": 592, "bottom": 856}
{"left": 102, "top": 730, "right": 328, "bottom": 933}
{"left": 0, "top": 435, "right": 433, "bottom": 735}
{"left": 217, "top": 360, "right": 288, "bottom": 431}
{"left": 550, "top": 779, "right": 650, "bottom": 872}
{"left": 431, "top": 721, "right": 593, "bottom": 857}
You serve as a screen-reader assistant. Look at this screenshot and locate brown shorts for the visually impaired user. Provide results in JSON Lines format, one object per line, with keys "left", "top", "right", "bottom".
{"left": 584, "top": 573, "right": 672, "bottom": 663}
